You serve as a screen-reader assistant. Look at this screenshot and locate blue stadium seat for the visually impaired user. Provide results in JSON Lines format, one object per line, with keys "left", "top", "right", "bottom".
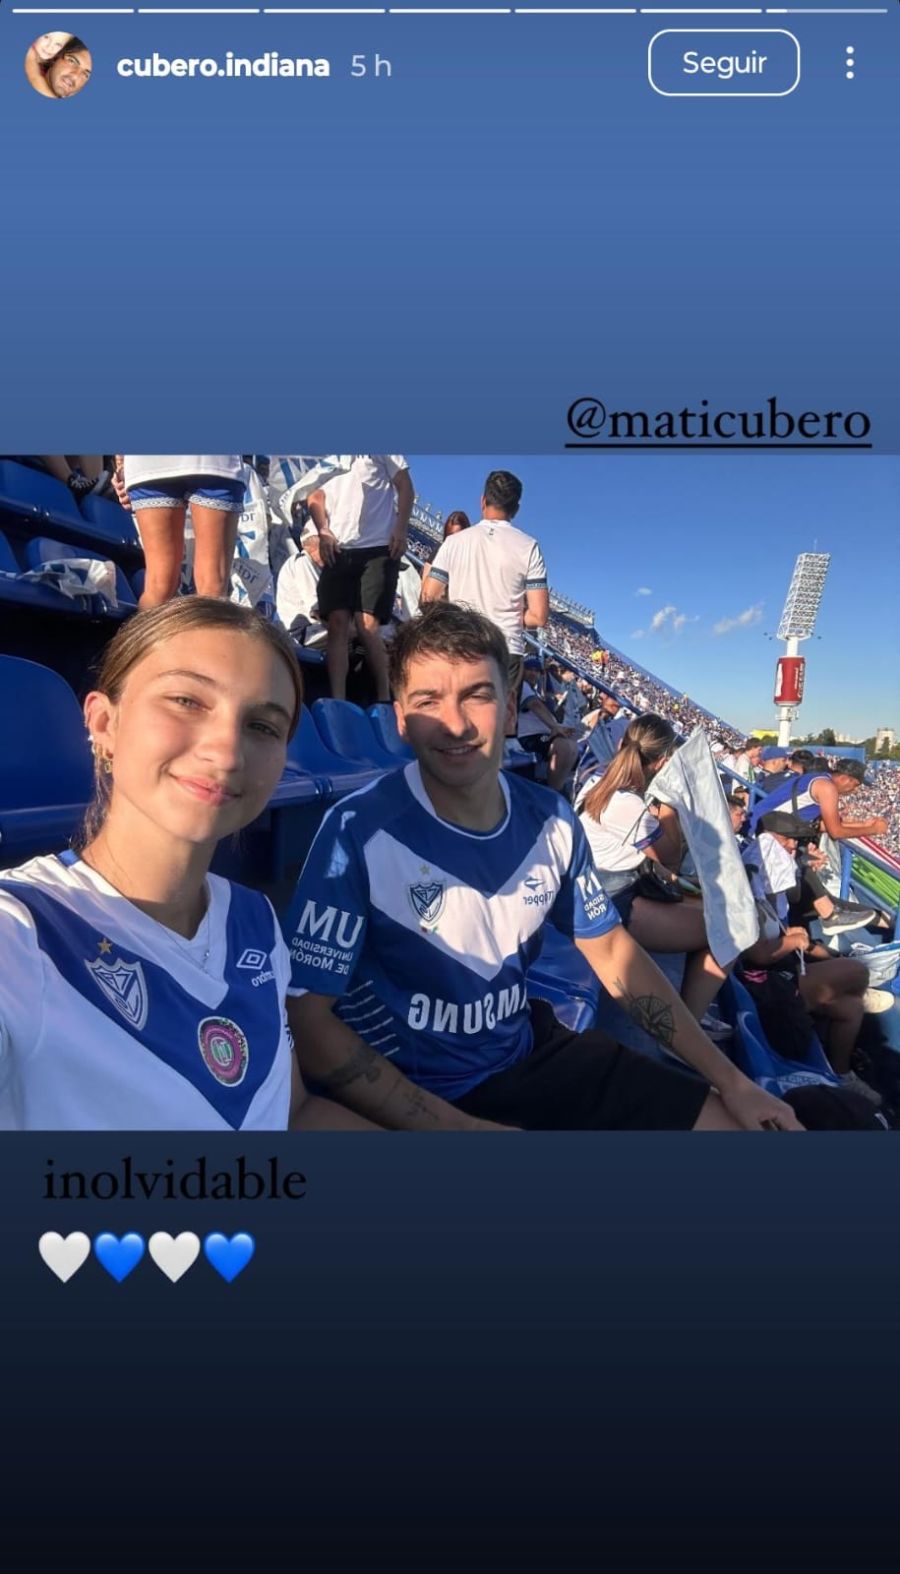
{"left": 0, "top": 530, "right": 67, "bottom": 612}
{"left": 77, "top": 493, "right": 142, "bottom": 554}
{"left": 311, "top": 699, "right": 400, "bottom": 773}
{"left": 281, "top": 705, "right": 378, "bottom": 798}
{"left": 0, "top": 460, "right": 84, "bottom": 535}
{"left": 526, "top": 926, "right": 601, "bottom": 1031}
{"left": 0, "top": 656, "right": 93, "bottom": 866}
{"left": 367, "top": 703, "right": 414, "bottom": 761}
{"left": 23, "top": 538, "right": 137, "bottom": 620}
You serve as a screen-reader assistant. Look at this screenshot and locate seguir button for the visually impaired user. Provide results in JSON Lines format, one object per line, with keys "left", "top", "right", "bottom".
{"left": 648, "top": 30, "right": 801, "bottom": 97}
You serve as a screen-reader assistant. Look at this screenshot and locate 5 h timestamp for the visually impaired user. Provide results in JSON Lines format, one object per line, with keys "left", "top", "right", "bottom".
{"left": 350, "top": 54, "right": 393, "bottom": 77}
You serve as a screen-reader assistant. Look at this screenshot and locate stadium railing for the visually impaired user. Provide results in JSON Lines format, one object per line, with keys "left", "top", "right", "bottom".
{"left": 840, "top": 840, "right": 900, "bottom": 942}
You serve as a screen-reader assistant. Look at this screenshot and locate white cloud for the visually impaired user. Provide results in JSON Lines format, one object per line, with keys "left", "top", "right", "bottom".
{"left": 632, "top": 605, "right": 697, "bottom": 640}
{"left": 635, "top": 586, "right": 652, "bottom": 597}
{"left": 712, "top": 602, "right": 764, "bottom": 637}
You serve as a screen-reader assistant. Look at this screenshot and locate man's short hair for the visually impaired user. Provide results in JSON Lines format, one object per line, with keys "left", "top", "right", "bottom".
{"left": 482, "top": 470, "right": 523, "bottom": 519}
{"left": 388, "top": 601, "right": 511, "bottom": 695}
{"left": 833, "top": 757, "right": 867, "bottom": 784}
{"left": 791, "top": 749, "right": 815, "bottom": 768}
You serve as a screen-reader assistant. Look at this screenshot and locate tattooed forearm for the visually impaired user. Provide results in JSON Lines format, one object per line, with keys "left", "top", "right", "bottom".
{"left": 319, "top": 1042, "right": 383, "bottom": 1089}
{"left": 612, "top": 977, "right": 677, "bottom": 1050}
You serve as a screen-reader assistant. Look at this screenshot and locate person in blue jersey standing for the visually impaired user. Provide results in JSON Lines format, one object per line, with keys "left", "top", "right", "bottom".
{"left": 0, "top": 598, "right": 372, "bottom": 1131}
{"left": 285, "top": 602, "right": 803, "bottom": 1131}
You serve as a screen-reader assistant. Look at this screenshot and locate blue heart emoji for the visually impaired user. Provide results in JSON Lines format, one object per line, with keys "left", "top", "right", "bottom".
{"left": 94, "top": 1232, "right": 145, "bottom": 1282}
{"left": 204, "top": 1232, "right": 255, "bottom": 1283}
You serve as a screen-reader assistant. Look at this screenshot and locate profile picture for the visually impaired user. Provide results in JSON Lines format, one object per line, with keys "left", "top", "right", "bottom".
{"left": 25, "top": 32, "right": 92, "bottom": 100}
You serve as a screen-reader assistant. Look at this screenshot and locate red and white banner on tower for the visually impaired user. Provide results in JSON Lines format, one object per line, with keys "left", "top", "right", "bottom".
{"left": 774, "top": 656, "right": 805, "bottom": 707}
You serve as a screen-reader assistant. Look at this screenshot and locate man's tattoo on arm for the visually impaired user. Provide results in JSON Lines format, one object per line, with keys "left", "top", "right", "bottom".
{"left": 612, "top": 977, "right": 676, "bottom": 1050}
{"left": 321, "top": 1041, "right": 443, "bottom": 1125}
{"left": 320, "top": 1041, "right": 383, "bottom": 1090}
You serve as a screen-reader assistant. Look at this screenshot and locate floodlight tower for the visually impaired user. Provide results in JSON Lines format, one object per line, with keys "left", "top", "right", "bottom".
{"left": 773, "top": 552, "right": 831, "bottom": 748}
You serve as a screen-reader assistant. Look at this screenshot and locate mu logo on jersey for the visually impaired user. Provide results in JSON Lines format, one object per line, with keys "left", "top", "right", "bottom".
{"left": 85, "top": 953, "right": 149, "bottom": 1031}
{"left": 575, "top": 866, "right": 609, "bottom": 922}
{"left": 408, "top": 880, "right": 445, "bottom": 928}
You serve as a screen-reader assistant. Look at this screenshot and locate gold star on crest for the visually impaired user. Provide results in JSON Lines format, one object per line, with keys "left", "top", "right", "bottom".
{"left": 97, "top": 938, "right": 112, "bottom": 955}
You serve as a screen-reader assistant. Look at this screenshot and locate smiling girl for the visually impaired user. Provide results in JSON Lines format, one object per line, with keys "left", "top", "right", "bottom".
{"left": 0, "top": 598, "right": 371, "bottom": 1130}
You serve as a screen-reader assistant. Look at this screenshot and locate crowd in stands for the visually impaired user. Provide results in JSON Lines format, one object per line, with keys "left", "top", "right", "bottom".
{"left": 846, "top": 764, "right": 900, "bottom": 858}
{"left": 1, "top": 454, "right": 897, "bottom": 1132}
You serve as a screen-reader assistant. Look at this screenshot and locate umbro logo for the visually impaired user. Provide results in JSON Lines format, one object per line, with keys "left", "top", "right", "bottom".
{"left": 237, "top": 948, "right": 268, "bottom": 971}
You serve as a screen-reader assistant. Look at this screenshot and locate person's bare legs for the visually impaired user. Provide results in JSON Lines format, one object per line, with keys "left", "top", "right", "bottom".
{"left": 693, "top": 1092, "right": 743, "bottom": 1131}
{"left": 799, "top": 958, "right": 868, "bottom": 1075}
{"left": 627, "top": 897, "right": 732, "bottom": 1021}
{"left": 192, "top": 506, "right": 240, "bottom": 599}
{"left": 546, "top": 735, "right": 578, "bottom": 793}
{"left": 41, "top": 457, "right": 72, "bottom": 486}
{"left": 325, "top": 608, "right": 352, "bottom": 700}
{"left": 355, "top": 610, "right": 391, "bottom": 704}
{"left": 43, "top": 455, "right": 102, "bottom": 486}
{"left": 133, "top": 506, "right": 185, "bottom": 609}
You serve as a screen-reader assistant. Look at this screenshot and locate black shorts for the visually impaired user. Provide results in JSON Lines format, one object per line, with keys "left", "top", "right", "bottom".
{"left": 517, "top": 733, "right": 552, "bottom": 761}
{"left": 317, "top": 545, "right": 400, "bottom": 623}
{"left": 452, "top": 999, "right": 710, "bottom": 1131}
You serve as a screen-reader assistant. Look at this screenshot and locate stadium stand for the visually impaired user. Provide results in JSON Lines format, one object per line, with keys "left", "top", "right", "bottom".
{"left": 2, "top": 457, "right": 897, "bottom": 1125}
{"left": 0, "top": 655, "right": 93, "bottom": 867}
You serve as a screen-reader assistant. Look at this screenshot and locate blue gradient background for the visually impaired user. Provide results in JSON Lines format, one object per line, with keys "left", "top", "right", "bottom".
{"left": 2, "top": 10, "right": 900, "bottom": 1567}
{"left": 4, "top": 1135, "right": 900, "bottom": 1570}
{"left": 1, "top": 2, "right": 898, "bottom": 449}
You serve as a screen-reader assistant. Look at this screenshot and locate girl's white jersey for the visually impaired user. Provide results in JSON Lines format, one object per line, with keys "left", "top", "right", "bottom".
{"left": 0, "top": 854, "right": 292, "bottom": 1131}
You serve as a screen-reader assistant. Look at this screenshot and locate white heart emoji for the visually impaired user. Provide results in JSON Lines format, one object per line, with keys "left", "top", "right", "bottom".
{"left": 148, "top": 1231, "right": 201, "bottom": 1284}
{"left": 39, "top": 1231, "right": 91, "bottom": 1283}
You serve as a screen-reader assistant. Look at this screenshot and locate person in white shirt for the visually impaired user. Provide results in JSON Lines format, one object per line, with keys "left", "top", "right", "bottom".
{"left": 578, "top": 714, "right": 734, "bottom": 1025}
{"left": 275, "top": 526, "right": 327, "bottom": 647}
{"left": 0, "top": 597, "right": 374, "bottom": 1131}
{"left": 420, "top": 469, "right": 549, "bottom": 696}
{"left": 113, "top": 455, "right": 246, "bottom": 609}
{"left": 306, "top": 455, "right": 413, "bottom": 704}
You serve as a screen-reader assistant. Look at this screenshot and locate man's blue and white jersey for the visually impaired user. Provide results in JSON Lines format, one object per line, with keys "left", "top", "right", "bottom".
{"left": 0, "top": 855, "right": 292, "bottom": 1131}
{"left": 748, "top": 772, "right": 829, "bottom": 834}
{"left": 284, "top": 763, "right": 619, "bottom": 1100}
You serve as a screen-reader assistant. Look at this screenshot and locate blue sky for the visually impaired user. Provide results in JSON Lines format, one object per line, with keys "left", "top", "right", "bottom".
{"left": 408, "top": 456, "right": 900, "bottom": 740}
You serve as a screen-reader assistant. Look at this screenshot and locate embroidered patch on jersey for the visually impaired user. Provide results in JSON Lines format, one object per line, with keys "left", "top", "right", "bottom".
{"left": 198, "top": 1016, "right": 250, "bottom": 1086}
{"left": 408, "top": 880, "right": 445, "bottom": 928}
{"left": 85, "top": 953, "right": 149, "bottom": 1031}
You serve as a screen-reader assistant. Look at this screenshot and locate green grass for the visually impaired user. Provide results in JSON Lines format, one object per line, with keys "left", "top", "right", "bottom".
{"left": 850, "top": 854, "right": 900, "bottom": 914}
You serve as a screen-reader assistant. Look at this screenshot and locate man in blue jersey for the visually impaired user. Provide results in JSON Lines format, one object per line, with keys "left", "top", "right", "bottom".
{"left": 285, "top": 604, "right": 802, "bottom": 1131}
{"left": 748, "top": 757, "right": 887, "bottom": 937}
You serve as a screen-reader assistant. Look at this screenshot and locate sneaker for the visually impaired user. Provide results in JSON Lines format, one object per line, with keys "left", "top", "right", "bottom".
{"left": 700, "top": 1013, "right": 734, "bottom": 1044}
{"left": 67, "top": 468, "right": 109, "bottom": 501}
{"left": 840, "top": 1070, "right": 883, "bottom": 1108}
{"left": 863, "top": 988, "right": 894, "bottom": 1015}
{"left": 821, "top": 904, "right": 878, "bottom": 937}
